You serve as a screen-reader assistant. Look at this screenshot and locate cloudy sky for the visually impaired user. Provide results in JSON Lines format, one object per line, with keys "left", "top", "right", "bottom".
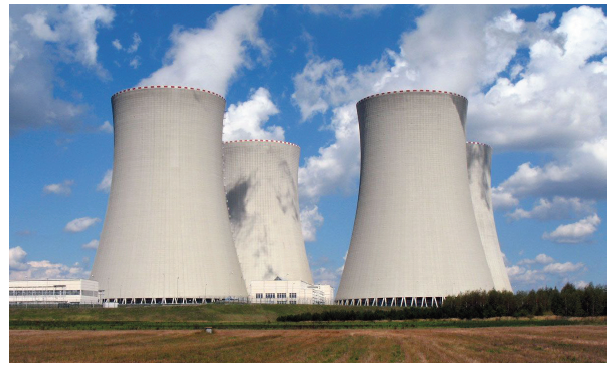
{"left": 9, "top": 4, "right": 607, "bottom": 292}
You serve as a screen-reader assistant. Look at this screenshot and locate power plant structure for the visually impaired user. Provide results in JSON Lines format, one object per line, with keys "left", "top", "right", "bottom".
{"left": 92, "top": 86, "right": 248, "bottom": 304}
{"left": 222, "top": 140, "right": 313, "bottom": 289}
{"left": 466, "top": 142, "right": 513, "bottom": 292}
{"left": 336, "top": 90, "right": 496, "bottom": 307}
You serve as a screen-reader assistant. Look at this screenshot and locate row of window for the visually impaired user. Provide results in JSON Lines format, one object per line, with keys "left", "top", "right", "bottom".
{"left": 252, "top": 299, "right": 298, "bottom": 305}
{"left": 256, "top": 292, "right": 298, "bottom": 299}
{"left": 9, "top": 290, "right": 88, "bottom": 296}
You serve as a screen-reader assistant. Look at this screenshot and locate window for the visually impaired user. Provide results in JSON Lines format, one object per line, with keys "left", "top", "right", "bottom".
{"left": 277, "top": 293, "right": 286, "bottom": 299}
{"left": 9, "top": 290, "right": 14, "bottom": 296}
{"left": 65, "top": 290, "right": 81, "bottom": 296}
{"left": 289, "top": 301, "right": 297, "bottom": 305}
{"left": 265, "top": 293, "right": 275, "bottom": 299}
{"left": 289, "top": 293, "right": 297, "bottom": 298}
{"left": 277, "top": 300, "right": 287, "bottom": 304}
{"left": 255, "top": 293, "right": 263, "bottom": 299}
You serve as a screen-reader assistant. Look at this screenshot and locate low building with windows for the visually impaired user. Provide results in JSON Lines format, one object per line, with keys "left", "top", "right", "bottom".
{"left": 9, "top": 279, "right": 100, "bottom": 305}
{"left": 249, "top": 280, "right": 334, "bottom": 305}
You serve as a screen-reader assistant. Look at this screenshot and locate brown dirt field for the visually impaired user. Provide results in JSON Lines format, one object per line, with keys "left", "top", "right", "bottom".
{"left": 10, "top": 325, "right": 606, "bottom": 363}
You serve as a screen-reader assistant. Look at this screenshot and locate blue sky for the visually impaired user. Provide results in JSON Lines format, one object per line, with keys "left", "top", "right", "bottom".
{"left": 9, "top": 5, "right": 607, "bottom": 292}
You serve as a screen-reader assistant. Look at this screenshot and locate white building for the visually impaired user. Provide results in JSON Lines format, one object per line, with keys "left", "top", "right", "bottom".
{"left": 9, "top": 279, "right": 100, "bottom": 305}
{"left": 249, "top": 280, "right": 334, "bottom": 305}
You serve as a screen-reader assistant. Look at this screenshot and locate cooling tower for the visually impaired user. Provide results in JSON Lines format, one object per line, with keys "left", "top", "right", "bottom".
{"left": 466, "top": 142, "right": 513, "bottom": 292}
{"left": 336, "top": 90, "right": 495, "bottom": 307}
{"left": 92, "top": 86, "right": 247, "bottom": 303}
{"left": 223, "top": 140, "right": 313, "bottom": 287}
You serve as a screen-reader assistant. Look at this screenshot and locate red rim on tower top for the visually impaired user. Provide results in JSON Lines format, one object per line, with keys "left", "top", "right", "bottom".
{"left": 223, "top": 139, "right": 300, "bottom": 148}
{"left": 357, "top": 89, "right": 467, "bottom": 105}
{"left": 112, "top": 85, "right": 225, "bottom": 101}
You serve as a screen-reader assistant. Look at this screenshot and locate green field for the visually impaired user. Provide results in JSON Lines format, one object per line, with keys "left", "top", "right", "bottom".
{"left": 10, "top": 304, "right": 368, "bottom": 323}
{"left": 9, "top": 304, "right": 606, "bottom": 330}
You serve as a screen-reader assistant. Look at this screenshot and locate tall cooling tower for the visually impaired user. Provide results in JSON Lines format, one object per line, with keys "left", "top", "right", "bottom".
{"left": 222, "top": 140, "right": 313, "bottom": 287}
{"left": 336, "top": 90, "right": 495, "bottom": 307}
{"left": 92, "top": 86, "right": 247, "bottom": 304}
{"left": 466, "top": 142, "right": 513, "bottom": 292}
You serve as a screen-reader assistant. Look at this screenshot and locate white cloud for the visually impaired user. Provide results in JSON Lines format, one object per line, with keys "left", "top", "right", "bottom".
{"left": 23, "top": 10, "right": 59, "bottom": 41}
{"left": 507, "top": 252, "right": 587, "bottom": 288}
{"left": 222, "top": 87, "right": 282, "bottom": 141}
{"left": 543, "top": 261, "right": 585, "bottom": 274}
{"left": 10, "top": 4, "right": 115, "bottom": 135}
{"left": 468, "top": 6, "right": 607, "bottom": 152}
{"left": 291, "top": 56, "right": 389, "bottom": 121}
{"left": 129, "top": 56, "right": 141, "bottom": 69}
{"left": 491, "top": 187, "right": 519, "bottom": 210}
{"left": 82, "top": 239, "right": 99, "bottom": 250}
{"left": 9, "top": 246, "right": 90, "bottom": 280}
{"left": 300, "top": 205, "right": 324, "bottom": 242}
{"left": 292, "top": 5, "right": 522, "bottom": 205}
{"left": 9, "top": 18, "right": 26, "bottom": 74}
{"left": 517, "top": 253, "right": 554, "bottom": 265}
{"left": 10, "top": 246, "right": 29, "bottom": 270}
{"left": 507, "top": 196, "right": 596, "bottom": 221}
{"left": 292, "top": 5, "right": 607, "bottom": 214}
{"left": 99, "top": 120, "right": 113, "bottom": 133}
{"left": 311, "top": 265, "right": 343, "bottom": 290}
{"left": 306, "top": 5, "right": 388, "bottom": 18}
{"left": 127, "top": 32, "right": 141, "bottom": 53}
{"left": 97, "top": 169, "right": 112, "bottom": 192}
{"left": 493, "top": 138, "right": 607, "bottom": 203}
{"left": 23, "top": 5, "right": 115, "bottom": 71}
{"left": 575, "top": 280, "right": 589, "bottom": 289}
{"left": 506, "top": 265, "right": 546, "bottom": 284}
{"left": 138, "top": 5, "right": 268, "bottom": 96}
{"left": 43, "top": 180, "right": 74, "bottom": 196}
{"left": 542, "top": 214, "right": 601, "bottom": 243}
{"left": 64, "top": 217, "right": 100, "bottom": 233}
{"left": 112, "top": 39, "right": 122, "bottom": 50}
{"left": 298, "top": 104, "right": 361, "bottom": 203}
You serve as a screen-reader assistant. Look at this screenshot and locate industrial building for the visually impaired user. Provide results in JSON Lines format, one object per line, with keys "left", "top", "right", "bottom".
{"left": 222, "top": 140, "right": 313, "bottom": 287}
{"left": 9, "top": 279, "right": 100, "bottom": 305}
{"left": 249, "top": 280, "right": 334, "bottom": 305}
{"left": 467, "top": 142, "right": 513, "bottom": 292}
{"left": 336, "top": 90, "right": 495, "bottom": 306}
{"left": 91, "top": 86, "right": 248, "bottom": 304}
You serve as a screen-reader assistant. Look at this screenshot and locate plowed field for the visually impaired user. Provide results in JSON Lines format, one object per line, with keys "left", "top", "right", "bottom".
{"left": 10, "top": 325, "right": 606, "bottom": 362}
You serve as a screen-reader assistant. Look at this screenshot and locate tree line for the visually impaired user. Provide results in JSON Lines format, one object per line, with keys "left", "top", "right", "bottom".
{"left": 277, "top": 283, "right": 606, "bottom": 322}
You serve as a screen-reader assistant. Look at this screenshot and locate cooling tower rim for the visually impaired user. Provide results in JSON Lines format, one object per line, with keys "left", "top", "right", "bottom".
{"left": 356, "top": 89, "right": 467, "bottom": 105}
{"left": 467, "top": 141, "right": 492, "bottom": 148}
{"left": 111, "top": 85, "right": 225, "bottom": 101}
{"left": 223, "top": 139, "right": 299, "bottom": 148}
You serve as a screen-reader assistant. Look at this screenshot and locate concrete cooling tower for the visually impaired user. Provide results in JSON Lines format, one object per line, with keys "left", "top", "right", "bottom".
{"left": 92, "top": 86, "right": 247, "bottom": 304}
{"left": 466, "top": 142, "right": 513, "bottom": 292}
{"left": 336, "top": 90, "right": 495, "bottom": 307}
{"left": 223, "top": 140, "right": 313, "bottom": 287}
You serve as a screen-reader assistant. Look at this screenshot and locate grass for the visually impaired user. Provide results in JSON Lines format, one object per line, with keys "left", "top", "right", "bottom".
{"left": 9, "top": 304, "right": 372, "bottom": 323}
{"left": 9, "top": 304, "right": 606, "bottom": 330}
{"left": 9, "top": 317, "right": 606, "bottom": 330}
{"left": 10, "top": 326, "right": 607, "bottom": 362}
